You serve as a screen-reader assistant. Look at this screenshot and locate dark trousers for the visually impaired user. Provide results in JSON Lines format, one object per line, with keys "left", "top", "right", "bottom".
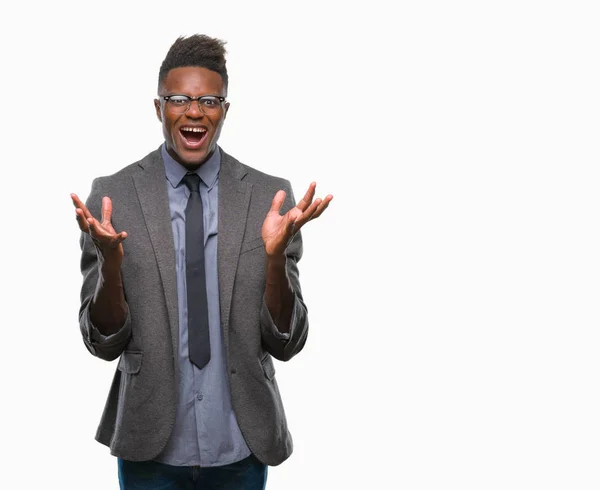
{"left": 118, "top": 455, "right": 268, "bottom": 490}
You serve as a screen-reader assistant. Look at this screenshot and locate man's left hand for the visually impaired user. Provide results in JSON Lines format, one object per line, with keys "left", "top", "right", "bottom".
{"left": 261, "top": 182, "right": 333, "bottom": 258}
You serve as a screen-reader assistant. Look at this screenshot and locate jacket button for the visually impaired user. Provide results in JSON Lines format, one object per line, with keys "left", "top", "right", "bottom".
{"left": 231, "top": 369, "right": 237, "bottom": 374}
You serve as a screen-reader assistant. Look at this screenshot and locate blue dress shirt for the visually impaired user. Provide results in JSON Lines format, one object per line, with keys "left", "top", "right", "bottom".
{"left": 155, "top": 144, "right": 251, "bottom": 467}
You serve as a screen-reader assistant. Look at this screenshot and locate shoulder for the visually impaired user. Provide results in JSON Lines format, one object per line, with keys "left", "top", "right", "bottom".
{"left": 220, "top": 149, "right": 291, "bottom": 190}
{"left": 89, "top": 147, "right": 162, "bottom": 189}
{"left": 220, "top": 149, "right": 300, "bottom": 210}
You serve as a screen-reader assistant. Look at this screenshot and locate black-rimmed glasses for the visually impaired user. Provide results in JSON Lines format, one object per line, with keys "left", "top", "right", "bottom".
{"left": 160, "top": 95, "right": 226, "bottom": 115}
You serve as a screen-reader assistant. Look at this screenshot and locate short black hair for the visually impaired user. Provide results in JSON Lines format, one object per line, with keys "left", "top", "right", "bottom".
{"left": 158, "top": 34, "right": 228, "bottom": 92}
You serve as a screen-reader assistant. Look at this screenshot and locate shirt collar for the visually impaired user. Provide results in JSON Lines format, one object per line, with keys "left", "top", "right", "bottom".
{"left": 162, "top": 144, "right": 221, "bottom": 190}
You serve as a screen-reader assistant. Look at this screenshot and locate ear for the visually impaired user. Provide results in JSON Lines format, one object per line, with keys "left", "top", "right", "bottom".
{"left": 154, "top": 99, "right": 162, "bottom": 122}
{"left": 223, "top": 101, "right": 230, "bottom": 119}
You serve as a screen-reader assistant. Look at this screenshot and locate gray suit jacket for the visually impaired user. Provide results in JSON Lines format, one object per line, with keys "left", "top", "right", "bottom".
{"left": 78, "top": 147, "right": 308, "bottom": 466}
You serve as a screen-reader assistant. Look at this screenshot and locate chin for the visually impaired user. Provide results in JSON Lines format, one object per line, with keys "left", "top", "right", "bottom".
{"left": 175, "top": 148, "right": 210, "bottom": 168}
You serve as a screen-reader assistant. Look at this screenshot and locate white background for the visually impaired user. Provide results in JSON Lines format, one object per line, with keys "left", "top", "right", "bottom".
{"left": 1, "top": 0, "right": 599, "bottom": 488}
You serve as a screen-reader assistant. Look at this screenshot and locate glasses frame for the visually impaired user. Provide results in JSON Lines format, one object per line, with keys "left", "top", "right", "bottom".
{"left": 160, "top": 94, "right": 227, "bottom": 115}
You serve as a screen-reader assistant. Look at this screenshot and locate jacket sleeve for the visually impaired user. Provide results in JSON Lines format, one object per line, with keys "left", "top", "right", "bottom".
{"left": 259, "top": 182, "right": 309, "bottom": 362}
{"left": 78, "top": 178, "right": 132, "bottom": 362}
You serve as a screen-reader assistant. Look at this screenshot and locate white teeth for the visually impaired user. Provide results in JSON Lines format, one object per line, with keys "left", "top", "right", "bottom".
{"left": 181, "top": 127, "right": 207, "bottom": 133}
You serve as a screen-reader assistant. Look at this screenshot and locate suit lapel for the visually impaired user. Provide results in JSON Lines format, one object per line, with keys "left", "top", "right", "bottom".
{"left": 218, "top": 150, "right": 252, "bottom": 329}
{"left": 132, "top": 149, "right": 179, "bottom": 361}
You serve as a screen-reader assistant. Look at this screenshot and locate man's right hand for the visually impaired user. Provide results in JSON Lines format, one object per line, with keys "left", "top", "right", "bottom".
{"left": 71, "top": 193, "right": 128, "bottom": 266}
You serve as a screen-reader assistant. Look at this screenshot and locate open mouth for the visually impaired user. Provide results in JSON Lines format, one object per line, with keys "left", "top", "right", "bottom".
{"left": 180, "top": 126, "right": 208, "bottom": 148}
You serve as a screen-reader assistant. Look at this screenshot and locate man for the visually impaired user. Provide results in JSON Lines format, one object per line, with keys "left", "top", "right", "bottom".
{"left": 71, "top": 34, "right": 332, "bottom": 489}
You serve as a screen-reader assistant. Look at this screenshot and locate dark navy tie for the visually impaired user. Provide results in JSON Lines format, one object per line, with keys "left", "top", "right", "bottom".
{"left": 183, "top": 173, "right": 211, "bottom": 369}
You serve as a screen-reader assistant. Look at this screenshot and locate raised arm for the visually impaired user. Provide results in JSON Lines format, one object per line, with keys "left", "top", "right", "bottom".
{"left": 72, "top": 182, "right": 131, "bottom": 361}
{"left": 259, "top": 181, "right": 333, "bottom": 361}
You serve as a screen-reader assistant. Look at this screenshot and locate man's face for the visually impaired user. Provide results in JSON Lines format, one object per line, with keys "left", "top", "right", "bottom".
{"left": 154, "top": 66, "right": 229, "bottom": 169}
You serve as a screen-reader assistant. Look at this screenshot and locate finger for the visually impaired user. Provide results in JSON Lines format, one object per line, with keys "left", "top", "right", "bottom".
{"left": 87, "top": 217, "right": 110, "bottom": 241}
{"left": 71, "top": 193, "right": 93, "bottom": 220}
{"left": 294, "top": 193, "right": 334, "bottom": 228}
{"left": 88, "top": 217, "right": 128, "bottom": 245}
{"left": 108, "top": 231, "right": 128, "bottom": 248}
{"left": 286, "top": 208, "right": 302, "bottom": 234}
{"left": 101, "top": 196, "right": 113, "bottom": 224}
{"left": 294, "top": 198, "right": 322, "bottom": 229}
{"left": 289, "top": 199, "right": 321, "bottom": 231}
{"left": 296, "top": 182, "right": 316, "bottom": 212}
{"left": 87, "top": 217, "right": 100, "bottom": 238}
{"left": 308, "top": 194, "right": 333, "bottom": 221}
{"left": 75, "top": 208, "right": 90, "bottom": 233}
{"left": 269, "top": 190, "right": 286, "bottom": 214}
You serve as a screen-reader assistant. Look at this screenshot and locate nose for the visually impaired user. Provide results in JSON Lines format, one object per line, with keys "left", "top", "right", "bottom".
{"left": 186, "top": 100, "right": 205, "bottom": 119}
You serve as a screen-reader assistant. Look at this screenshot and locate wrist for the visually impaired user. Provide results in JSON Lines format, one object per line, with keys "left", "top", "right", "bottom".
{"left": 266, "top": 253, "right": 287, "bottom": 267}
{"left": 94, "top": 243, "right": 123, "bottom": 268}
{"left": 99, "top": 257, "right": 122, "bottom": 280}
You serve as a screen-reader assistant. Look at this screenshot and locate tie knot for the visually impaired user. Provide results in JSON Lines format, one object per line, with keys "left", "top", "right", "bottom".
{"left": 183, "top": 173, "right": 201, "bottom": 193}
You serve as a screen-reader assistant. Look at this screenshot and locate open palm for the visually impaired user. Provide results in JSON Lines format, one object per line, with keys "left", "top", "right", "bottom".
{"left": 261, "top": 182, "right": 333, "bottom": 257}
{"left": 71, "top": 194, "right": 128, "bottom": 264}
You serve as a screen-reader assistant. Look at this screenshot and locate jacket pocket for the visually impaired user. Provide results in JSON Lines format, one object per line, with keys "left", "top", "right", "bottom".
{"left": 240, "top": 237, "right": 265, "bottom": 255}
{"left": 261, "top": 354, "right": 276, "bottom": 380}
{"left": 117, "top": 350, "right": 143, "bottom": 374}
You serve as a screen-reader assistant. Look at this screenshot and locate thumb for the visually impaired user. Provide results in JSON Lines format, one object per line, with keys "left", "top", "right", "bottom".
{"left": 269, "top": 190, "right": 286, "bottom": 214}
